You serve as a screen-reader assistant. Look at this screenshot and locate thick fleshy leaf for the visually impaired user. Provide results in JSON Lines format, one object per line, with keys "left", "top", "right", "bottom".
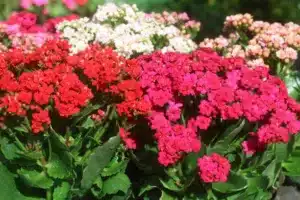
{"left": 53, "top": 182, "right": 71, "bottom": 200}
{"left": 46, "top": 153, "right": 72, "bottom": 179}
{"left": 0, "top": 137, "right": 21, "bottom": 160}
{"left": 18, "top": 169, "right": 54, "bottom": 189}
{"left": 212, "top": 171, "right": 248, "bottom": 193}
{"left": 81, "top": 136, "right": 120, "bottom": 191}
{"left": 182, "top": 144, "right": 206, "bottom": 177}
{"left": 102, "top": 173, "right": 131, "bottom": 195}
{"left": 101, "top": 159, "right": 128, "bottom": 177}
{"left": 262, "top": 159, "right": 281, "bottom": 188}
{"left": 160, "top": 190, "right": 178, "bottom": 200}
{"left": 138, "top": 177, "right": 160, "bottom": 197}
{"left": 0, "top": 163, "right": 34, "bottom": 200}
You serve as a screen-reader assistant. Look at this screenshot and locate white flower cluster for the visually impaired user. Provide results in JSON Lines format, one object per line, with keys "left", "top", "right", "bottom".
{"left": 57, "top": 17, "right": 101, "bottom": 54}
{"left": 57, "top": 3, "right": 197, "bottom": 57}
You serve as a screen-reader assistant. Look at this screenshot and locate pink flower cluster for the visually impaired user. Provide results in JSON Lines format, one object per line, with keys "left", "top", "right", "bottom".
{"left": 197, "top": 153, "right": 231, "bottom": 183}
{"left": 200, "top": 13, "right": 300, "bottom": 68}
{"left": 20, "top": 0, "right": 89, "bottom": 10}
{"left": 136, "top": 48, "right": 300, "bottom": 169}
{"left": 150, "top": 11, "right": 201, "bottom": 39}
{"left": 0, "top": 11, "right": 78, "bottom": 53}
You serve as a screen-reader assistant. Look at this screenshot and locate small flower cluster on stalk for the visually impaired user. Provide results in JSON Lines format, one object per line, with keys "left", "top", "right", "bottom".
{"left": 200, "top": 13, "right": 300, "bottom": 75}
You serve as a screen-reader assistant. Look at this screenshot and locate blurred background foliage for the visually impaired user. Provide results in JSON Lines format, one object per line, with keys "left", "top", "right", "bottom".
{"left": 0, "top": 0, "right": 300, "bottom": 39}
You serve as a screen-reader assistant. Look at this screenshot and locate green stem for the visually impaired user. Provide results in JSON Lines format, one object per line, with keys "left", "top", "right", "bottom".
{"left": 48, "top": 137, "right": 52, "bottom": 161}
{"left": 46, "top": 188, "right": 52, "bottom": 200}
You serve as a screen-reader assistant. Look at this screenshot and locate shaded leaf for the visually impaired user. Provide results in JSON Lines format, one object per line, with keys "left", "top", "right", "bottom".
{"left": 138, "top": 177, "right": 160, "bottom": 196}
{"left": 101, "top": 159, "right": 128, "bottom": 177}
{"left": 102, "top": 173, "right": 131, "bottom": 195}
{"left": 18, "top": 169, "right": 54, "bottom": 189}
{"left": 0, "top": 137, "right": 21, "bottom": 160}
{"left": 81, "top": 136, "right": 120, "bottom": 191}
{"left": 159, "top": 177, "right": 183, "bottom": 192}
{"left": 212, "top": 171, "right": 248, "bottom": 193}
{"left": 46, "top": 153, "right": 72, "bottom": 179}
{"left": 160, "top": 190, "right": 178, "bottom": 200}
{"left": 262, "top": 159, "right": 281, "bottom": 188}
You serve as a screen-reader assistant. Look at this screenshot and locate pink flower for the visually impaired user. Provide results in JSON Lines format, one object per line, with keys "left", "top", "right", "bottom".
{"left": 166, "top": 101, "right": 182, "bottom": 121}
{"left": 62, "top": 0, "right": 77, "bottom": 10}
{"left": 33, "top": 0, "right": 48, "bottom": 6}
{"left": 119, "top": 128, "right": 137, "bottom": 150}
{"left": 197, "top": 153, "right": 231, "bottom": 183}
{"left": 20, "top": 0, "right": 48, "bottom": 9}
{"left": 242, "top": 134, "right": 265, "bottom": 155}
{"left": 20, "top": 0, "right": 32, "bottom": 9}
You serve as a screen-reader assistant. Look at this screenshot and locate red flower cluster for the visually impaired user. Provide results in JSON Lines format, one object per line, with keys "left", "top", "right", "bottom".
{"left": 197, "top": 153, "right": 231, "bottom": 183}
{"left": 75, "top": 45, "right": 151, "bottom": 118}
{"left": 0, "top": 39, "right": 148, "bottom": 134}
{"left": 137, "top": 48, "right": 300, "bottom": 166}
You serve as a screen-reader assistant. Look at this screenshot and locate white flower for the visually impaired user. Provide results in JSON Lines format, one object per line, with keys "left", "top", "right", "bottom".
{"left": 57, "top": 3, "right": 197, "bottom": 57}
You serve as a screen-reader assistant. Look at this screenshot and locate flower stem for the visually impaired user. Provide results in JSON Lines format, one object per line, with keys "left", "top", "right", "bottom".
{"left": 46, "top": 188, "right": 52, "bottom": 200}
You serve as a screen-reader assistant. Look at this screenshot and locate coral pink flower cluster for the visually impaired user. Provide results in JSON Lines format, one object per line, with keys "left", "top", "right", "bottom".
{"left": 200, "top": 13, "right": 300, "bottom": 68}
{"left": 0, "top": 39, "right": 149, "bottom": 135}
{"left": 135, "top": 48, "right": 300, "bottom": 181}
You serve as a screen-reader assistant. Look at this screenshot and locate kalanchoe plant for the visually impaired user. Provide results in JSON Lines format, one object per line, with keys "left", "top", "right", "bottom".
{"left": 124, "top": 49, "right": 300, "bottom": 199}
{"left": 0, "top": 39, "right": 150, "bottom": 199}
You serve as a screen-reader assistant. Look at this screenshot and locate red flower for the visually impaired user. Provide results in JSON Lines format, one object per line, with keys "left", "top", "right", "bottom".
{"left": 198, "top": 153, "right": 231, "bottom": 183}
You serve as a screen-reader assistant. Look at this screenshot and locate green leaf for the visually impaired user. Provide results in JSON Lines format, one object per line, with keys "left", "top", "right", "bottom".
{"left": 102, "top": 173, "right": 131, "bottom": 195}
{"left": 209, "top": 120, "right": 245, "bottom": 154}
{"left": 91, "top": 176, "right": 103, "bottom": 197}
{"left": 284, "top": 74, "right": 300, "bottom": 100}
{"left": 0, "top": 163, "right": 34, "bottom": 200}
{"left": 101, "top": 159, "right": 129, "bottom": 177}
{"left": 72, "top": 104, "right": 101, "bottom": 125}
{"left": 0, "top": 137, "right": 21, "bottom": 160}
{"left": 138, "top": 177, "right": 160, "bottom": 196}
{"left": 159, "top": 177, "right": 183, "bottom": 192}
{"left": 18, "top": 169, "right": 54, "bottom": 189}
{"left": 49, "top": 129, "right": 68, "bottom": 151}
{"left": 53, "top": 182, "right": 71, "bottom": 200}
{"left": 13, "top": 125, "right": 29, "bottom": 133}
{"left": 18, "top": 151, "right": 43, "bottom": 161}
{"left": 218, "top": 119, "right": 245, "bottom": 142}
{"left": 46, "top": 153, "right": 72, "bottom": 179}
{"left": 282, "top": 157, "right": 300, "bottom": 176}
{"left": 182, "top": 145, "right": 206, "bottom": 177}
{"left": 81, "top": 136, "right": 120, "bottom": 191}
{"left": 49, "top": 129, "right": 73, "bottom": 173}
{"left": 160, "top": 190, "right": 178, "bottom": 200}
{"left": 81, "top": 117, "right": 95, "bottom": 129}
{"left": 247, "top": 176, "right": 269, "bottom": 192}
{"left": 275, "top": 143, "right": 290, "bottom": 162}
{"left": 262, "top": 159, "right": 281, "bottom": 188}
{"left": 212, "top": 171, "right": 248, "bottom": 193}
